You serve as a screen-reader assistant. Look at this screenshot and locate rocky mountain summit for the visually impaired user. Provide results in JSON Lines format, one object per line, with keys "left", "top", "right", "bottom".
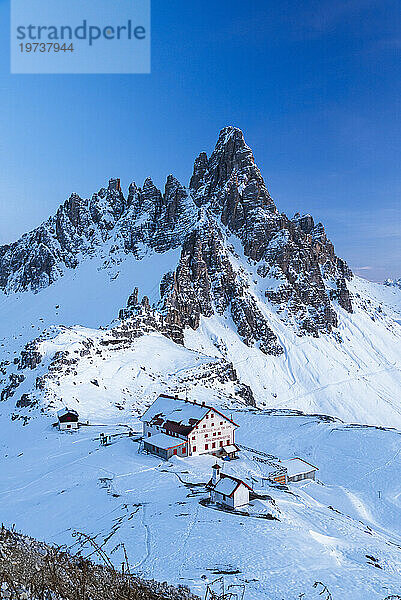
{"left": 0, "top": 127, "right": 353, "bottom": 350}
{"left": 1, "top": 128, "right": 401, "bottom": 429}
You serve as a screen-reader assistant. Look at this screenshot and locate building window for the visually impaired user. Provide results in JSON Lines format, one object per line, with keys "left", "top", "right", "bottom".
{"left": 212, "top": 442, "right": 216, "bottom": 449}
{"left": 213, "top": 432, "right": 216, "bottom": 436}
{"left": 205, "top": 444, "right": 209, "bottom": 450}
{"left": 205, "top": 433, "right": 208, "bottom": 438}
{"left": 192, "top": 435, "right": 195, "bottom": 440}
{"left": 148, "top": 433, "right": 151, "bottom": 437}
{"left": 220, "top": 421, "right": 223, "bottom": 425}
{"left": 182, "top": 447, "right": 186, "bottom": 454}
{"left": 220, "top": 441, "right": 223, "bottom": 447}
{"left": 210, "top": 414, "right": 214, "bottom": 418}
{"left": 226, "top": 440, "right": 230, "bottom": 445}
{"left": 206, "top": 414, "right": 209, "bottom": 418}
{"left": 193, "top": 446, "right": 196, "bottom": 452}
{"left": 203, "top": 424, "right": 206, "bottom": 428}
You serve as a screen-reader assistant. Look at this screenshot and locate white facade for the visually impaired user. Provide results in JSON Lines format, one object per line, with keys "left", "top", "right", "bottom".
{"left": 209, "top": 466, "right": 252, "bottom": 509}
{"left": 211, "top": 482, "right": 250, "bottom": 508}
{"left": 59, "top": 421, "right": 79, "bottom": 431}
{"left": 187, "top": 409, "right": 236, "bottom": 456}
{"left": 140, "top": 395, "right": 238, "bottom": 458}
{"left": 57, "top": 408, "right": 79, "bottom": 431}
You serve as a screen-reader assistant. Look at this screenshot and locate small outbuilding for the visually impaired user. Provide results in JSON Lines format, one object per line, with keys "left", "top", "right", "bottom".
{"left": 219, "top": 443, "right": 240, "bottom": 460}
{"left": 280, "top": 458, "right": 318, "bottom": 483}
{"left": 57, "top": 408, "right": 79, "bottom": 431}
{"left": 143, "top": 433, "right": 187, "bottom": 460}
{"left": 209, "top": 463, "right": 252, "bottom": 509}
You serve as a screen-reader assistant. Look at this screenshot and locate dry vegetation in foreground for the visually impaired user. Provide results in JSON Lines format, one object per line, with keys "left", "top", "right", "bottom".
{"left": 0, "top": 525, "right": 199, "bottom": 600}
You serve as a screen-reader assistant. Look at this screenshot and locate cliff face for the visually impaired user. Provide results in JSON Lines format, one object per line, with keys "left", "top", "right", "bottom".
{"left": 0, "top": 127, "right": 353, "bottom": 346}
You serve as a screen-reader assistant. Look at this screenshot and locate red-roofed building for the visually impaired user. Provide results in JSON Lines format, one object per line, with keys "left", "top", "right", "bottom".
{"left": 141, "top": 394, "right": 240, "bottom": 459}
{"left": 209, "top": 463, "right": 253, "bottom": 508}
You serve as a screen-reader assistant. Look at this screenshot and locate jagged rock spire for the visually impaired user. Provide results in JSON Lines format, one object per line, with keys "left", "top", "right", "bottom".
{"left": 0, "top": 127, "right": 353, "bottom": 339}
{"left": 191, "top": 127, "right": 275, "bottom": 207}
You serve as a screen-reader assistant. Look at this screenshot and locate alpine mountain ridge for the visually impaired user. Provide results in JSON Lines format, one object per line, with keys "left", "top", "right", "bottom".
{"left": 0, "top": 127, "right": 352, "bottom": 346}
{"left": 1, "top": 126, "right": 401, "bottom": 429}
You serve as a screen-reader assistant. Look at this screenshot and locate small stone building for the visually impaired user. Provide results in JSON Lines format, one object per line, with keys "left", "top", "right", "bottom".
{"left": 209, "top": 463, "right": 252, "bottom": 509}
{"left": 57, "top": 408, "right": 79, "bottom": 431}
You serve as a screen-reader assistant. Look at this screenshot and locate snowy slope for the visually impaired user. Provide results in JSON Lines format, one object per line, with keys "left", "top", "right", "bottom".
{"left": 0, "top": 283, "right": 400, "bottom": 597}
{"left": 0, "top": 403, "right": 400, "bottom": 600}
{"left": 1, "top": 126, "right": 401, "bottom": 428}
{"left": 1, "top": 126, "right": 401, "bottom": 598}
{"left": 185, "top": 274, "right": 401, "bottom": 427}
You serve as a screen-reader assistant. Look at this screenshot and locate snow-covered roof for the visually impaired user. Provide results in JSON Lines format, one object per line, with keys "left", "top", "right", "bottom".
{"left": 144, "top": 433, "right": 186, "bottom": 450}
{"left": 280, "top": 458, "right": 318, "bottom": 477}
{"left": 221, "top": 444, "right": 239, "bottom": 454}
{"left": 57, "top": 408, "right": 78, "bottom": 418}
{"left": 214, "top": 477, "right": 239, "bottom": 496}
{"left": 141, "top": 395, "right": 237, "bottom": 432}
{"left": 212, "top": 474, "right": 252, "bottom": 496}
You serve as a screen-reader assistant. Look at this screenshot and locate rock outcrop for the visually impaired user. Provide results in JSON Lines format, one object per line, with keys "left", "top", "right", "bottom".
{"left": 0, "top": 127, "right": 353, "bottom": 344}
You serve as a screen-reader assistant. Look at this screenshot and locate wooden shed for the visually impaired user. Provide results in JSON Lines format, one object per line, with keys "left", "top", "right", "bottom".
{"left": 280, "top": 458, "right": 318, "bottom": 483}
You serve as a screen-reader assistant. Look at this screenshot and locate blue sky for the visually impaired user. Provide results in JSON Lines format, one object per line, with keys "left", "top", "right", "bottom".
{"left": 0, "top": 0, "right": 400, "bottom": 281}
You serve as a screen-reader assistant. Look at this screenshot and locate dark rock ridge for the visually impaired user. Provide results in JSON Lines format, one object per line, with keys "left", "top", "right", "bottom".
{"left": 0, "top": 127, "right": 353, "bottom": 345}
{"left": 0, "top": 176, "right": 197, "bottom": 293}
{"left": 156, "top": 218, "right": 284, "bottom": 355}
{"left": 384, "top": 277, "right": 401, "bottom": 290}
{"left": 190, "top": 128, "right": 353, "bottom": 334}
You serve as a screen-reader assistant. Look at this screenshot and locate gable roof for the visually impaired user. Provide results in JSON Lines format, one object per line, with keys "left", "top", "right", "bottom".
{"left": 57, "top": 408, "right": 78, "bottom": 419}
{"left": 280, "top": 457, "right": 318, "bottom": 477}
{"left": 211, "top": 473, "right": 253, "bottom": 497}
{"left": 140, "top": 395, "right": 238, "bottom": 432}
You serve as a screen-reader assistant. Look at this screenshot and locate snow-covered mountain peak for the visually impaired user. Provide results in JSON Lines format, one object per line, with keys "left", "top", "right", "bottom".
{"left": 1, "top": 127, "right": 400, "bottom": 429}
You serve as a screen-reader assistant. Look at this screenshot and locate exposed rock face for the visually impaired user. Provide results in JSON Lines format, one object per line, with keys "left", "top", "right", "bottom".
{"left": 19, "top": 341, "right": 43, "bottom": 370}
{"left": 157, "top": 218, "right": 284, "bottom": 355}
{"left": 0, "top": 177, "right": 197, "bottom": 294}
{"left": 0, "top": 126, "right": 353, "bottom": 344}
{"left": 189, "top": 128, "right": 353, "bottom": 334}
{"left": 384, "top": 277, "right": 401, "bottom": 290}
{"left": 118, "top": 287, "right": 184, "bottom": 345}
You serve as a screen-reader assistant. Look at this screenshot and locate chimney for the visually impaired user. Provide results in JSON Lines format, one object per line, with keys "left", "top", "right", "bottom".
{"left": 202, "top": 401, "right": 205, "bottom": 407}
{"left": 212, "top": 463, "right": 221, "bottom": 486}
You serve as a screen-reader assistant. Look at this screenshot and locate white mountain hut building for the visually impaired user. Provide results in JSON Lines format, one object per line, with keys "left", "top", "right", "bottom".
{"left": 208, "top": 463, "right": 253, "bottom": 509}
{"left": 57, "top": 408, "right": 79, "bottom": 431}
{"left": 141, "top": 394, "right": 240, "bottom": 459}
